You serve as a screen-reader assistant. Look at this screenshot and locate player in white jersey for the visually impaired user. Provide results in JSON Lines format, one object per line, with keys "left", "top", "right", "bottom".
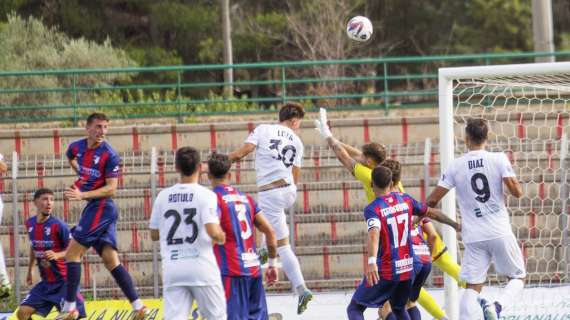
{"left": 229, "top": 102, "right": 313, "bottom": 314}
{"left": 149, "top": 147, "right": 227, "bottom": 320}
{"left": 427, "top": 118, "right": 525, "bottom": 320}
{"left": 0, "top": 153, "right": 10, "bottom": 298}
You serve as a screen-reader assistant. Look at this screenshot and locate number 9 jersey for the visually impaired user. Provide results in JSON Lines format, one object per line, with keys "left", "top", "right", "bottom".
{"left": 245, "top": 124, "right": 304, "bottom": 186}
{"left": 438, "top": 150, "right": 517, "bottom": 243}
{"left": 149, "top": 183, "right": 222, "bottom": 287}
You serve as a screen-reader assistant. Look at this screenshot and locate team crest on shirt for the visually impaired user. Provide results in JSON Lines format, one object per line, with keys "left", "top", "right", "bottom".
{"left": 93, "top": 155, "right": 100, "bottom": 165}
{"left": 387, "top": 197, "right": 394, "bottom": 203}
{"left": 28, "top": 226, "right": 33, "bottom": 233}
{"left": 44, "top": 226, "right": 51, "bottom": 236}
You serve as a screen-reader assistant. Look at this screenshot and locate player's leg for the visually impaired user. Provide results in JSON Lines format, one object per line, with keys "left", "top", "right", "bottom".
{"left": 192, "top": 283, "right": 227, "bottom": 320}
{"left": 58, "top": 239, "right": 88, "bottom": 320}
{"left": 99, "top": 245, "right": 147, "bottom": 317}
{"left": 388, "top": 280, "right": 412, "bottom": 320}
{"left": 259, "top": 187, "right": 312, "bottom": 314}
{"left": 379, "top": 302, "right": 394, "bottom": 320}
{"left": 20, "top": 282, "right": 56, "bottom": 320}
{"left": 350, "top": 277, "right": 394, "bottom": 320}
{"left": 248, "top": 275, "right": 269, "bottom": 320}
{"left": 16, "top": 305, "right": 35, "bottom": 320}
{"left": 0, "top": 200, "right": 10, "bottom": 298}
{"left": 223, "top": 276, "right": 248, "bottom": 320}
{"left": 346, "top": 299, "right": 367, "bottom": 320}
{"left": 407, "top": 263, "right": 433, "bottom": 320}
{"left": 459, "top": 241, "right": 491, "bottom": 320}
{"left": 164, "top": 286, "right": 192, "bottom": 320}
{"left": 489, "top": 235, "right": 526, "bottom": 314}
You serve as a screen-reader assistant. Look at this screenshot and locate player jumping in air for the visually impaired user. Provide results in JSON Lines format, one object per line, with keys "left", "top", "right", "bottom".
{"left": 315, "top": 108, "right": 457, "bottom": 319}
{"left": 57, "top": 113, "right": 148, "bottom": 320}
{"left": 150, "top": 147, "right": 227, "bottom": 320}
{"left": 18, "top": 188, "right": 86, "bottom": 320}
{"left": 346, "top": 166, "right": 460, "bottom": 320}
{"left": 229, "top": 102, "right": 313, "bottom": 314}
{"left": 207, "top": 152, "right": 279, "bottom": 320}
{"left": 427, "top": 118, "right": 525, "bottom": 320}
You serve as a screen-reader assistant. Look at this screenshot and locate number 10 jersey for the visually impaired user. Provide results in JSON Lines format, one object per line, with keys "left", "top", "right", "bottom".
{"left": 149, "top": 183, "right": 222, "bottom": 287}
{"left": 438, "top": 150, "right": 517, "bottom": 243}
{"left": 245, "top": 124, "right": 304, "bottom": 186}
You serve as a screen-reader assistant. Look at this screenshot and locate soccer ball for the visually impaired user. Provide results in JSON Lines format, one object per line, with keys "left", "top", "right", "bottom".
{"left": 346, "top": 16, "right": 373, "bottom": 42}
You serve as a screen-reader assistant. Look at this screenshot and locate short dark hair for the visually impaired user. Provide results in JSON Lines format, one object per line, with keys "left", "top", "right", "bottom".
{"left": 382, "top": 159, "right": 401, "bottom": 184}
{"left": 279, "top": 102, "right": 305, "bottom": 122}
{"left": 175, "top": 147, "right": 201, "bottom": 176}
{"left": 34, "top": 188, "right": 54, "bottom": 200}
{"left": 362, "top": 142, "right": 386, "bottom": 165}
{"left": 86, "top": 112, "right": 109, "bottom": 125}
{"left": 208, "top": 152, "right": 232, "bottom": 179}
{"left": 371, "top": 166, "right": 393, "bottom": 189}
{"left": 465, "top": 118, "right": 488, "bottom": 145}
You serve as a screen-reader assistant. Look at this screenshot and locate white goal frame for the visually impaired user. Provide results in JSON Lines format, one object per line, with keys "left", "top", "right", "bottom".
{"left": 438, "top": 61, "right": 570, "bottom": 320}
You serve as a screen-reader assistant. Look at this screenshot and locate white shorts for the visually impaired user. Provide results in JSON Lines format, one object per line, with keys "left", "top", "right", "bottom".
{"left": 257, "top": 184, "right": 297, "bottom": 241}
{"left": 163, "top": 284, "right": 226, "bottom": 320}
{"left": 460, "top": 234, "right": 526, "bottom": 284}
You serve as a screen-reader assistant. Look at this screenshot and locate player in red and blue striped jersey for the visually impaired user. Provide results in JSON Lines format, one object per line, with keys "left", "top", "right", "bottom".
{"left": 17, "top": 188, "right": 86, "bottom": 320}
{"left": 347, "top": 166, "right": 459, "bottom": 320}
{"left": 58, "top": 113, "right": 147, "bottom": 320}
{"left": 207, "top": 153, "right": 278, "bottom": 320}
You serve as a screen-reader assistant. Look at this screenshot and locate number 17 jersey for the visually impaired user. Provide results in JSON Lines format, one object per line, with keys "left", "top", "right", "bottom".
{"left": 245, "top": 124, "right": 304, "bottom": 186}
{"left": 149, "top": 183, "right": 221, "bottom": 287}
{"left": 438, "top": 150, "right": 517, "bottom": 243}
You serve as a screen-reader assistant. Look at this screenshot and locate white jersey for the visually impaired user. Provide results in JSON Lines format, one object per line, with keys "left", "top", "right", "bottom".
{"left": 0, "top": 153, "right": 3, "bottom": 206}
{"left": 149, "top": 183, "right": 221, "bottom": 287}
{"left": 245, "top": 124, "right": 304, "bottom": 186}
{"left": 438, "top": 149, "right": 517, "bottom": 243}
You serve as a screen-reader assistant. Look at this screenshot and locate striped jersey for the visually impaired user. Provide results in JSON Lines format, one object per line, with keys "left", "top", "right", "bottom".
{"left": 213, "top": 184, "right": 261, "bottom": 277}
{"left": 364, "top": 192, "right": 427, "bottom": 281}
{"left": 25, "top": 215, "right": 70, "bottom": 283}
{"left": 66, "top": 139, "right": 121, "bottom": 195}
{"left": 411, "top": 218, "right": 432, "bottom": 265}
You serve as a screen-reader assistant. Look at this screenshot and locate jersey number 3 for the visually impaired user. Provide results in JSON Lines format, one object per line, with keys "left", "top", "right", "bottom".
{"left": 164, "top": 208, "right": 199, "bottom": 245}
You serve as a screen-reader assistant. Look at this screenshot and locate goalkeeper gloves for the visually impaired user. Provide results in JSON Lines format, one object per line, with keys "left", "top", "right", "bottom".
{"left": 314, "top": 107, "right": 333, "bottom": 139}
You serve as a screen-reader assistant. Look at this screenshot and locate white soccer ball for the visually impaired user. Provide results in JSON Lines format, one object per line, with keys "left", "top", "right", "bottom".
{"left": 346, "top": 16, "right": 373, "bottom": 42}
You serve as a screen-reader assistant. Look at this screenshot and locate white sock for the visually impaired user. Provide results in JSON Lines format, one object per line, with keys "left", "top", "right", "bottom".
{"left": 0, "top": 203, "right": 7, "bottom": 285}
{"left": 460, "top": 288, "right": 483, "bottom": 320}
{"left": 496, "top": 278, "right": 524, "bottom": 307}
{"left": 63, "top": 301, "right": 77, "bottom": 312}
{"left": 132, "top": 298, "right": 144, "bottom": 310}
{"left": 277, "top": 245, "right": 306, "bottom": 295}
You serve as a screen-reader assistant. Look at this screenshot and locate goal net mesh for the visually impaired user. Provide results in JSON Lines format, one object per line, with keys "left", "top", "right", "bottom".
{"left": 452, "top": 74, "right": 570, "bottom": 287}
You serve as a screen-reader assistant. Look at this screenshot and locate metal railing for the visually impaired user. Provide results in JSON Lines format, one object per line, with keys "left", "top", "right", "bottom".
{"left": 1, "top": 51, "right": 570, "bottom": 126}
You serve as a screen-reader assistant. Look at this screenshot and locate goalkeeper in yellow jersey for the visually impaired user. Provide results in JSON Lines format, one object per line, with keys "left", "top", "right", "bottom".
{"left": 314, "top": 108, "right": 461, "bottom": 319}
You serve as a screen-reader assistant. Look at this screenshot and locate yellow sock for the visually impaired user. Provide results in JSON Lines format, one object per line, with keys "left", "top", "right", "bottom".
{"left": 433, "top": 250, "right": 465, "bottom": 287}
{"left": 417, "top": 288, "right": 447, "bottom": 319}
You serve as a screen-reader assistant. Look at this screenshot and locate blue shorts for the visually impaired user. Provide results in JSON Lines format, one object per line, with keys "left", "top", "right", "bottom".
{"left": 72, "top": 198, "right": 118, "bottom": 255}
{"left": 351, "top": 277, "right": 413, "bottom": 311}
{"left": 223, "top": 276, "right": 268, "bottom": 320}
{"left": 21, "top": 281, "right": 86, "bottom": 318}
{"left": 410, "top": 262, "right": 432, "bottom": 302}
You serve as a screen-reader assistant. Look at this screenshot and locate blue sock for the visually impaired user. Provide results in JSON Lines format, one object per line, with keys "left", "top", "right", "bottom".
{"left": 386, "top": 312, "right": 397, "bottom": 320}
{"left": 346, "top": 299, "right": 366, "bottom": 320}
{"left": 393, "top": 309, "right": 411, "bottom": 320}
{"left": 65, "top": 262, "right": 81, "bottom": 303}
{"left": 110, "top": 264, "right": 139, "bottom": 302}
{"left": 408, "top": 306, "right": 421, "bottom": 320}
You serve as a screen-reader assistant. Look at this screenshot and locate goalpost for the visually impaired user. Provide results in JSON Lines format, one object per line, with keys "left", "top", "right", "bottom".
{"left": 438, "top": 62, "right": 570, "bottom": 319}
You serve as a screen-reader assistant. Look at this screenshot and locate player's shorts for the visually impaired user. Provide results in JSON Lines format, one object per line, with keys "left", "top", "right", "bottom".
{"left": 20, "top": 281, "right": 86, "bottom": 318}
{"left": 351, "top": 277, "right": 412, "bottom": 311}
{"left": 460, "top": 234, "right": 526, "bottom": 284}
{"left": 164, "top": 284, "right": 226, "bottom": 320}
{"left": 222, "top": 275, "right": 268, "bottom": 320}
{"left": 257, "top": 184, "right": 297, "bottom": 240}
{"left": 72, "top": 198, "right": 118, "bottom": 255}
{"left": 410, "top": 262, "right": 432, "bottom": 302}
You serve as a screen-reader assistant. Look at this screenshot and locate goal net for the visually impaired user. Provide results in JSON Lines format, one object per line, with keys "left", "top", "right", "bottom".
{"left": 438, "top": 62, "right": 570, "bottom": 317}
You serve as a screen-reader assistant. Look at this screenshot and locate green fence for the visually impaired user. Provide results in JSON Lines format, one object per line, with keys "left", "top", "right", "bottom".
{"left": 0, "top": 51, "right": 569, "bottom": 126}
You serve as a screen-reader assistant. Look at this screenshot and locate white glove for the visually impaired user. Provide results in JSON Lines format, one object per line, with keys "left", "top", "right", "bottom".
{"left": 314, "top": 108, "right": 332, "bottom": 139}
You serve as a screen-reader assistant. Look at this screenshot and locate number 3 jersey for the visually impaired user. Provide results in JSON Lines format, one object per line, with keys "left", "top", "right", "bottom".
{"left": 245, "top": 124, "right": 304, "bottom": 186}
{"left": 213, "top": 184, "right": 261, "bottom": 278}
{"left": 149, "top": 183, "right": 222, "bottom": 287}
{"left": 364, "top": 192, "right": 427, "bottom": 281}
{"left": 438, "top": 150, "right": 517, "bottom": 243}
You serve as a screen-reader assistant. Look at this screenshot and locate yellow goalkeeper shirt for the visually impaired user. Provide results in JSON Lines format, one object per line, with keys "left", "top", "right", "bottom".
{"left": 354, "top": 163, "right": 404, "bottom": 202}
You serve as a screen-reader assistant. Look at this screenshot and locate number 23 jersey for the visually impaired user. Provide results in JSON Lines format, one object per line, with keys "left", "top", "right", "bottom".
{"left": 246, "top": 124, "right": 304, "bottom": 186}
{"left": 149, "top": 183, "right": 221, "bottom": 287}
{"left": 438, "top": 150, "right": 517, "bottom": 243}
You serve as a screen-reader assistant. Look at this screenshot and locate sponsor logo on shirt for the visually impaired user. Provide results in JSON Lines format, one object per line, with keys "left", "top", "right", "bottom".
{"left": 395, "top": 256, "right": 414, "bottom": 274}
